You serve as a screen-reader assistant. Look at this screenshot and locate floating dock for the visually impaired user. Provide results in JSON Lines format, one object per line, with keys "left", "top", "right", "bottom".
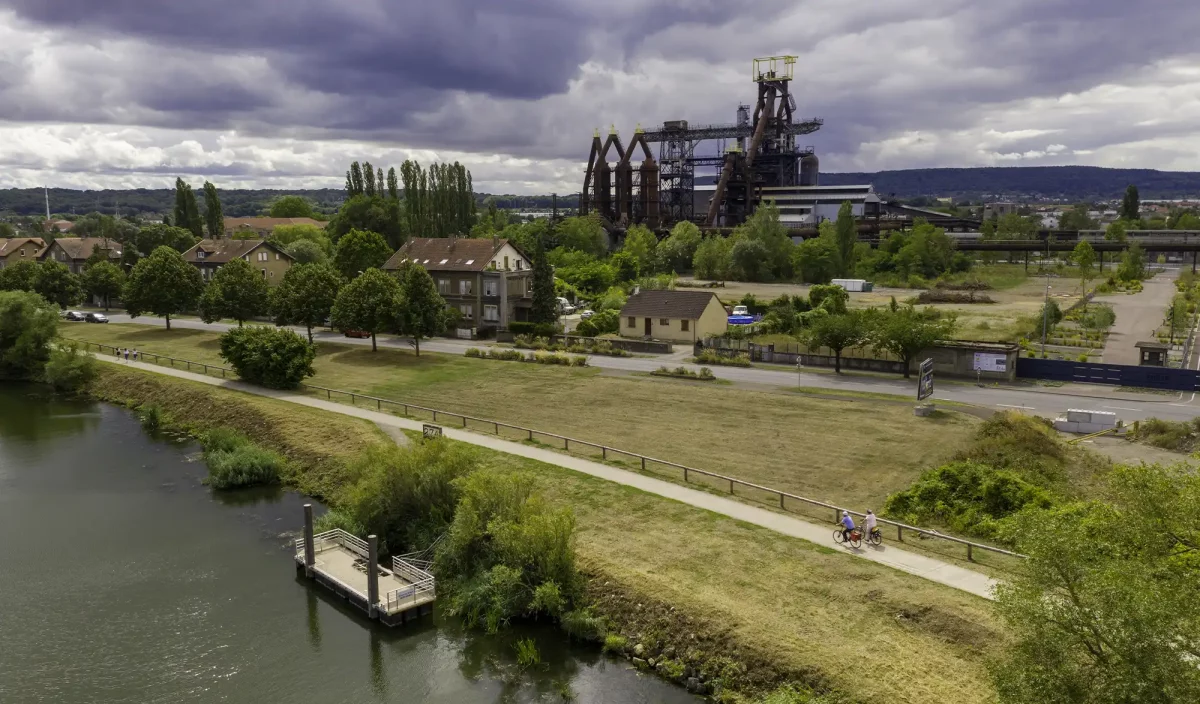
{"left": 295, "top": 505, "right": 436, "bottom": 626}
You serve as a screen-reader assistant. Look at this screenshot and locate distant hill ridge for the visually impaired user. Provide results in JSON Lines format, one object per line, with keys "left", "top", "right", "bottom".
{"left": 3, "top": 166, "right": 1200, "bottom": 216}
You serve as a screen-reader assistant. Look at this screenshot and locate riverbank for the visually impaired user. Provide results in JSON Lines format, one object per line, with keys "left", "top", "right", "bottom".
{"left": 88, "top": 364, "right": 1002, "bottom": 704}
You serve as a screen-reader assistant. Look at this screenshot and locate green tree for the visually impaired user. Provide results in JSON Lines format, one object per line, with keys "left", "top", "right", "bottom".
{"left": 271, "top": 262, "right": 343, "bottom": 342}
{"left": 530, "top": 241, "right": 557, "bottom": 325}
{"left": 894, "top": 220, "right": 955, "bottom": 277}
{"left": 1119, "top": 241, "right": 1146, "bottom": 282}
{"left": 730, "top": 201, "right": 794, "bottom": 281}
{"left": 396, "top": 263, "right": 447, "bottom": 356}
{"left": 268, "top": 195, "right": 315, "bottom": 219}
{"left": 218, "top": 325, "right": 315, "bottom": 389}
{"left": 730, "top": 237, "right": 772, "bottom": 282}
{"left": 979, "top": 218, "right": 999, "bottom": 265}
{"left": 621, "top": 225, "right": 658, "bottom": 275}
{"left": 0, "top": 222, "right": 14, "bottom": 238}
{"left": 805, "top": 310, "right": 870, "bottom": 373}
{"left": 173, "top": 178, "right": 204, "bottom": 240}
{"left": 333, "top": 228, "right": 393, "bottom": 280}
{"left": 1072, "top": 240, "right": 1096, "bottom": 294}
{"left": 124, "top": 223, "right": 198, "bottom": 269}
{"left": 285, "top": 239, "right": 328, "bottom": 265}
{"left": 834, "top": 201, "right": 858, "bottom": 275}
{"left": 609, "top": 251, "right": 639, "bottom": 283}
{"left": 808, "top": 283, "right": 849, "bottom": 314}
{"left": 33, "top": 260, "right": 83, "bottom": 309}
{"left": 43, "top": 341, "right": 97, "bottom": 393}
{"left": 81, "top": 261, "right": 125, "bottom": 310}
{"left": 991, "top": 462, "right": 1200, "bottom": 704}
{"left": 872, "top": 307, "right": 956, "bottom": 378}
{"left": 1172, "top": 212, "right": 1200, "bottom": 230}
{"left": 1106, "top": 219, "right": 1129, "bottom": 243}
{"left": 1170, "top": 294, "right": 1189, "bottom": 343}
{"left": 692, "top": 235, "right": 732, "bottom": 281}
{"left": 330, "top": 268, "right": 401, "bottom": 351}
{"left": 270, "top": 224, "right": 330, "bottom": 253}
{"left": 202, "top": 181, "right": 224, "bottom": 239}
{"left": 1120, "top": 184, "right": 1140, "bottom": 222}
{"left": 122, "top": 246, "right": 205, "bottom": 330}
{"left": 656, "top": 221, "right": 702, "bottom": 273}
{"left": 199, "top": 257, "right": 270, "bottom": 326}
{"left": 0, "top": 290, "right": 58, "bottom": 381}
{"left": 1059, "top": 203, "right": 1098, "bottom": 231}
{"left": 792, "top": 225, "right": 839, "bottom": 284}
{"left": 0, "top": 259, "right": 40, "bottom": 292}
{"left": 555, "top": 215, "right": 608, "bottom": 258}
{"left": 327, "top": 195, "right": 405, "bottom": 248}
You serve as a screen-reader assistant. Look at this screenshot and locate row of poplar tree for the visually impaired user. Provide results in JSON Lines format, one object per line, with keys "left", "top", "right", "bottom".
{"left": 344, "top": 160, "right": 475, "bottom": 239}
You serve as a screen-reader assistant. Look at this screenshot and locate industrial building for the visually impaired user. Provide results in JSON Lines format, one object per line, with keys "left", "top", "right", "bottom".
{"left": 582, "top": 56, "right": 880, "bottom": 232}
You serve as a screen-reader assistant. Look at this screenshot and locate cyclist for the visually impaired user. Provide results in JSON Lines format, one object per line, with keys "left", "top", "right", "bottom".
{"left": 840, "top": 510, "right": 856, "bottom": 542}
{"left": 864, "top": 510, "right": 879, "bottom": 541}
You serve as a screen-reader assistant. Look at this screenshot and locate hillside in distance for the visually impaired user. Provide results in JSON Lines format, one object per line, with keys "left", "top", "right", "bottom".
{"left": 820, "top": 166, "right": 1200, "bottom": 201}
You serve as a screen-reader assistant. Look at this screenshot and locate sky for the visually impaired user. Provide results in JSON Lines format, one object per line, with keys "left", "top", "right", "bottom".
{"left": 1, "top": 0, "right": 1198, "bottom": 194}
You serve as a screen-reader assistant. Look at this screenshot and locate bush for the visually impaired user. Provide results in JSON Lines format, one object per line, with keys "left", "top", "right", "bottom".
{"left": 1128, "top": 418, "right": 1200, "bottom": 452}
{"left": 138, "top": 403, "right": 166, "bottom": 432}
{"left": 602, "top": 633, "right": 628, "bottom": 653}
{"left": 0, "top": 290, "right": 58, "bottom": 381}
{"left": 883, "top": 461, "right": 1056, "bottom": 540}
{"left": 200, "top": 428, "right": 284, "bottom": 489}
{"left": 313, "top": 509, "right": 365, "bottom": 536}
{"left": 44, "top": 342, "right": 98, "bottom": 393}
{"left": 508, "top": 321, "right": 559, "bottom": 338}
{"left": 436, "top": 471, "right": 581, "bottom": 633}
{"left": 570, "top": 355, "right": 588, "bottom": 367}
{"left": 575, "top": 309, "right": 620, "bottom": 337}
{"left": 695, "top": 348, "right": 751, "bottom": 367}
{"left": 560, "top": 607, "right": 607, "bottom": 642}
{"left": 218, "top": 325, "right": 316, "bottom": 389}
{"left": 465, "top": 347, "right": 482, "bottom": 358}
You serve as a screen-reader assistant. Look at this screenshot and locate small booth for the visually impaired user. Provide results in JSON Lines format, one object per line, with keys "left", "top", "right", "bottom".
{"left": 1135, "top": 341, "right": 1169, "bottom": 367}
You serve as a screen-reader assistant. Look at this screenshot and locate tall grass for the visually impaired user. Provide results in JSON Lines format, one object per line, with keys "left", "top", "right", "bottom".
{"left": 200, "top": 427, "right": 284, "bottom": 489}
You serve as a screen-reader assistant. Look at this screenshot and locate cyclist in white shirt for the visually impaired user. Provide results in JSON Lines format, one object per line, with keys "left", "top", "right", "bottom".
{"left": 864, "top": 510, "right": 878, "bottom": 538}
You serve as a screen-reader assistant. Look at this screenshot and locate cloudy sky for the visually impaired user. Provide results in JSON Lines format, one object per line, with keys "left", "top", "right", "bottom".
{"left": 1, "top": 0, "right": 1197, "bottom": 194}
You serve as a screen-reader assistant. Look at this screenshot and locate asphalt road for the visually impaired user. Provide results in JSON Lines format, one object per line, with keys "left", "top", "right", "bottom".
{"left": 1098, "top": 268, "right": 1181, "bottom": 365}
{"left": 91, "top": 314, "right": 1200, "bottom": 423}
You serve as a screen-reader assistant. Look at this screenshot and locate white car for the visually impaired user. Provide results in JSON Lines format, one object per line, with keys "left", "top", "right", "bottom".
{"left": 732, "top": 305, "right": 749, "bottom": 316}
{"left": 580, "top": 309, "right": 595, "bottom": 320}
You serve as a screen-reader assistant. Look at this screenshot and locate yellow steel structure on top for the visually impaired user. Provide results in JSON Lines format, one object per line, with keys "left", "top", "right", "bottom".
{"left": 752, "top": 55, "right": 796, "bottom": 82}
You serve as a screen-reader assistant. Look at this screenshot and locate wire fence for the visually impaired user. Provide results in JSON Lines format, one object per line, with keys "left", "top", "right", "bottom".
{"left": 72, "top": 338, "right": 1026, "bottom": 563}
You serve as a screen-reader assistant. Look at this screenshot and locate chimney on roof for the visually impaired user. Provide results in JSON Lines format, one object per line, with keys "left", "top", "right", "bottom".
{"left": 492, "top": 233, "right": 498, "bottom": 250}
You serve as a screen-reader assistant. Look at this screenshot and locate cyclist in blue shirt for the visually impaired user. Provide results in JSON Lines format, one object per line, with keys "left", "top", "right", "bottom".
{"left": 840, "top": 510, "right": 856, "bottom": 541}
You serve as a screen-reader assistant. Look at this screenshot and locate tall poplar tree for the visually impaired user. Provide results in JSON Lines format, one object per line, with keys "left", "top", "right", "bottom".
{"left": 202, "top": 181, "right": 224, "bottom": 239}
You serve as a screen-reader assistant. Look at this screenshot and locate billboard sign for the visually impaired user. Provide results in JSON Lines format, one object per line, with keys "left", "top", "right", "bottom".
{"left": 917, "top": 358, "right": 935, "bottom": 401}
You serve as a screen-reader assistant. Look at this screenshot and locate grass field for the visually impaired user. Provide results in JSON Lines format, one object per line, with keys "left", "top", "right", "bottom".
{"left": 91, "top": 364, "right": 1002, "bottom": 704}
{"left": 65, "top": 322, "right": 979, "bottom": 512}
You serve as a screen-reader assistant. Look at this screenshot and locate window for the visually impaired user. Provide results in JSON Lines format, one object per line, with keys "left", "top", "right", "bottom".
{"left": 260, "top": 269, "right": 267, "bottom": 278}
{"left": 269, "top": 271, "right": 274, "bottom": 278}
{"left": 18, "top": 249, "right": 24, "bottom": 256}
{"left": 681, "top": 320, "right": 690, "bottom": 332}
{"left": 460, "top": 304, "right": 473, "bottom": 319}
{"left": 275, "top": 253, "right": 281, "bottom": 261}
{"left": 484, "top": 280, "right": 497, "bottom": 296}
{"left": 437, "top": 278, "right": 450, "bottom": 294}
{"left": 503, "top": 256, "right": 509, "bottom": 270}
{"left": 257, "top": 251, "right": 268, "bottom": 262}
{"left": 516, "top": 260, "right": 523, "bottom": 270}
{"left": 465, "top": 259, "right": 474, "bottom": 266}
{"left": 459, "top": 280, "right": 472, "bottom": 295}
{"left": 483, "top": 305, "right": 499, "bottom": 322}
{"left": 659, "top": 318, "right": 670, "bottom": 326}
{"left": 196, "top": 250, "right": 206, "bottom": 259}
{"left": 627, "top": 317, "right": 635, "bottom": 327}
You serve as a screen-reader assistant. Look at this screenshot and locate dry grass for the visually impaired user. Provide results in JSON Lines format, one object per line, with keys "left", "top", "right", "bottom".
{"left": 90, "top": 364, "right": 1002, "bottom": 704}
{"left": 68, "top": 323, "right": 979, "bottom": 512}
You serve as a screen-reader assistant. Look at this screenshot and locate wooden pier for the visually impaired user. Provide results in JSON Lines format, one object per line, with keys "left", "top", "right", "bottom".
{"left": 295, "top": 505, "right": 436, "bottom": 626}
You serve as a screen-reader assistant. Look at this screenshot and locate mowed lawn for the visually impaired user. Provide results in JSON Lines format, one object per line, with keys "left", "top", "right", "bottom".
{"left": 64, "top": 322, "right": 979, "bottom": 511}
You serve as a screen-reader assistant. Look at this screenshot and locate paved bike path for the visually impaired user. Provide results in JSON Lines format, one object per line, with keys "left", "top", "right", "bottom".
{"left": 95, "top": 355, "right": 999, "bottom": 600}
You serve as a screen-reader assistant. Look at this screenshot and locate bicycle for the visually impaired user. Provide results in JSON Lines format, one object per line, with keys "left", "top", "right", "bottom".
{"left": 832, "top": 526, "right": 862, "bottom": 549}
{"left": 865, "top": 526, "right": 882, "bottom": 547}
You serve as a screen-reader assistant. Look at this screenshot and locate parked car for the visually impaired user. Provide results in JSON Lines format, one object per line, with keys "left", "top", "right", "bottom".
{"left": 580, "top": 309, "right": 595, "bottom": 320}
{"left": 85, "top": 312, "right": 109, "bottom": 324}
{"left": 343, "top": 329, "right": 371, "bottom": 339}
{"left": 556, "top": 297, "right": 576, "bottom": 315}
{"left": 63, "top": 310, "right": 85, "bottom": 321}
{"left": 732, "top": 305, "right": 749, "bottom": 316}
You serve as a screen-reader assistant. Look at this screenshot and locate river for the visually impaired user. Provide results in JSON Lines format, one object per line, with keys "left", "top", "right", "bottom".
{"left": 0, "top": 385, "right": 697, "bottom": 704}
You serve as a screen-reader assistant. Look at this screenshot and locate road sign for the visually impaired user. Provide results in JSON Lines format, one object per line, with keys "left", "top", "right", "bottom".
{"left": 917, "top": 358, "right": 935, "bottom": 401}
{"left": 422, "top": 424, "right": 443, "bottom": 441}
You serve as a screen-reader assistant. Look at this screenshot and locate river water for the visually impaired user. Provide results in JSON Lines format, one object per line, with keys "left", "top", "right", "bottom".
{"left": 0, "top": 385, "right": 697, "bottom": 704}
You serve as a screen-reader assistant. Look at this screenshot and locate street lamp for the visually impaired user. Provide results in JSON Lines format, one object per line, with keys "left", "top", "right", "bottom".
{"left": 1040, "top": 278, "right": 1052, "bottom": 358}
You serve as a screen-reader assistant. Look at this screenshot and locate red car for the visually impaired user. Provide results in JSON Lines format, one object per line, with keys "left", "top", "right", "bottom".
{"left": 342, "top": 329, "right": 371, "bottom": 339}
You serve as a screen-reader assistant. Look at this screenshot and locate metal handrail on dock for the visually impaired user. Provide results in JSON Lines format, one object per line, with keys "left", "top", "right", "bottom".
{"left": 81, "top": 339, "right": 1026, "bottom": 563}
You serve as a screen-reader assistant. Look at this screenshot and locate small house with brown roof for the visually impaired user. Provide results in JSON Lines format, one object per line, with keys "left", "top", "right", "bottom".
{"left": 183, "top": 239, "right": 294, "bottom": 285}
{"left": 0, "top": 237, "right": 47, "bottom": 269}
{"left": 223, "top": 217, "right": 326, "bottom": 238}
{"left": 40, "top": 237, "right": 122, "bottom": 274}
{"left": 382, "top": 237, "right": 533, "bottom": 334}
{"left": 619, "top": 289, "right": 728, "bottom": 343}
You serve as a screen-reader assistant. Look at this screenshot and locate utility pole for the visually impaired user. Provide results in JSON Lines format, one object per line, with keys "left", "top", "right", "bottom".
{"left": 44, "top": 186, "right": 50, "bottom": 220}
{"left": 1040, "top": 275, "right": 1052, "bottom": 358}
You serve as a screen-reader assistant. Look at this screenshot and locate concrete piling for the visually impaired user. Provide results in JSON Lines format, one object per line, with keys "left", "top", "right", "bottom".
{"left": 367, "top": 534, "right": 380, "bottom": 619}
{"left": 303, "top": 504, "right": 316, "bottom": 576}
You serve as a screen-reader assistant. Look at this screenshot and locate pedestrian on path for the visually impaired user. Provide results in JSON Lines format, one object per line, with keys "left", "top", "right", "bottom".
{"left": 115, "top": 347, "right": 121, "bottom": 361}
{"left": 124, "top": 348, "right": 129, "bottom": 362}
{"left": 132, "top": 349, "right": 139, "bottom": 362}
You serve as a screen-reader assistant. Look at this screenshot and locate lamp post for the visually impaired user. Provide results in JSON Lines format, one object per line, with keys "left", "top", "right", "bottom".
{"left": 1041, "top": 277, "right": 1052, "bottom": 358}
